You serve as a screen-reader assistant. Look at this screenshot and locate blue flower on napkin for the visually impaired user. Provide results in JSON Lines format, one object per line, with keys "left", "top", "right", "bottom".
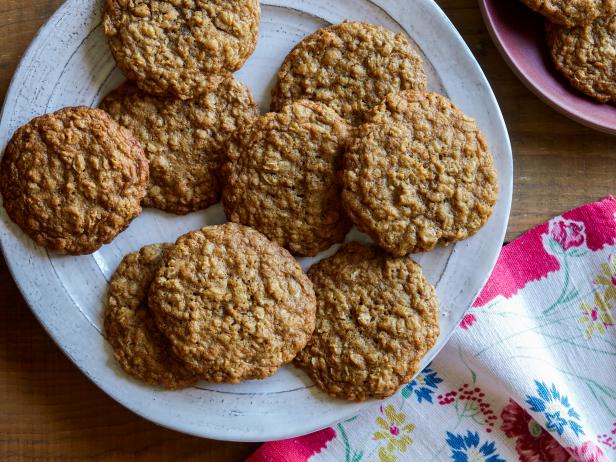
{"left": 445, "top": 430, "right": 505, "bottom": 462}
{"left": 401, "top": 365, "right": 443, "bottom": 403}
{"left": 525, "top": 380, "right": 584, "bottom": 437}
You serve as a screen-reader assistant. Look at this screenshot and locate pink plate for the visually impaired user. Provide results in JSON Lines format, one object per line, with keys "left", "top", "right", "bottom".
{"left": 479, "top": 0, "right": 616, "bottom": 134}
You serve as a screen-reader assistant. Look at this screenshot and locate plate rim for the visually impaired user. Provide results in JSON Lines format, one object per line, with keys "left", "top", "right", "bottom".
{"left": 0, "top": 0, "right": 513, "bottom": 441}
{"left": 478, "top": 0, "right": 616, "bottom": 136}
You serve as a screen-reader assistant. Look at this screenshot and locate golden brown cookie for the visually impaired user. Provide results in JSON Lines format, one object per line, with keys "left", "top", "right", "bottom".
{"left": 341, "top": 91, "right": 498, "bottom": 256}
{"left": 148, "top": 223, "right": 316, "bottom": 383}
{"left": 295, "top": 242, "right": 439, "bottom": 401}
{"left": 105, "top": 243, "right": 199, "bottom": 389}
{"left": 520, "top": 0, "right": 614, "bottom": 26}
{"left": 547, "top": 17, "right": 616, "bottom": 103}
{"left": 100, "top": 78, "right": 259, "bottom": 214}
{"left": 0, "top": 106, "right": 148, "bottom": 255}
{"left": 103, "top": 0, "right": 260, "bottom": 99}
{"left": 222, "top": 100, "right": 352, "bottom": 256}
{"left": 270, "top": 21, "right": 427, "bottom": 125}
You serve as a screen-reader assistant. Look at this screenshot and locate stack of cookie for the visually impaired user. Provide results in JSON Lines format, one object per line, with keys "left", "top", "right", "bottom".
{"left": 223, "top": 21, "right": 498, "bottom": 258}
{"left": 519, "top": 0, "right": 616, "bottom": 103}
{"left": 0, "top": 0, "right": 263, "bottom": 255}
{"left": 0, "top": 3, "right": 499, "bottom": 402}
{"left": 220, "top": 21, "right": 497, "bottom": 400}
{"left": 100, "top": 0, "right": 261, "bottom": 214}
{"left": 105, "top": 223, "right": 317, "bottom": 388}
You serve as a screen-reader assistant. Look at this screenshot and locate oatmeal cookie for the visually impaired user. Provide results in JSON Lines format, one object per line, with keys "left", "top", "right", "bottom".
{"left": 100, "top": 77, "right": 258, "bottom": 214}
{"left": 342, "top": 91, "right": 498, "bottom": 256}
{"left": 294, "top": 242, "right": 439, "bottom": 401}
{"left": 270, "top": 21, "right": 427, "bottom": 125}
{"left": 0, "top": 106, "right": 148, "bottom": 255}
{"left": 547, "top": 17, "right": 616, "bottom": 103}
{"left": 222, "top": 100, "right": 352, "bottom": 256}
{"left": 104, "top": 243, "right": 199, "bottom": 389}
{"left": 103, "top": 0, "right": 260, "bottom": 99}
{"left": 148, "top": 223, "right": 316, "bottom": 382}
{"left": 520, "top": 0, "right": 614, "bottom": 26}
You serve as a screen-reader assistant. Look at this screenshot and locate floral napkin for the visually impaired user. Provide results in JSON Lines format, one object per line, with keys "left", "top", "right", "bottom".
{"left": 248, "top": 197, "right": 616, "bottom": 462}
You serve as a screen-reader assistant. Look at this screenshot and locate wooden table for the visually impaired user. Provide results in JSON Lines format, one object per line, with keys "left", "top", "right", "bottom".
{"left": 1, "top": 0, "right": 615, "bottom": 460}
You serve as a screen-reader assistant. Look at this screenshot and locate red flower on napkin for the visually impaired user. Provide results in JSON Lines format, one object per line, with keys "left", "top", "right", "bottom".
{"left": 459, "top": 313, "right": 477, "bottom": 330}
{"left": 500, "top": 399, "right": 570, "bottom": 462}
{"left": 551, "top": 219, "right": 585, "bottom": 251}
{"left": 568, "top": 441, "right": 608, "bottom": 462}
{"left": 474, "top": 197, "right": 616, "bottom": 307}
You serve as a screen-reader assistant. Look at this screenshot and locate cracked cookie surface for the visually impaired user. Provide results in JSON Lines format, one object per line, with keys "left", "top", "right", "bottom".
{"left": 105, "top": 243, "right": 199, "bottom": 389}
{"left": 270, "top": 21, "right": 427, "bottom": 125}
{"left": 547, "top": 17, "right": 616, "bottom": 103}
{"left": 100, "top": 77, "right": 258, "bottom": 214}
{"left": 103, "top": 0, "right": 260, "bottom": 99}
{"left": 148, "top": 223, "right": 316, "bottom": 383}
{"left": 222, "top": 100, "right": 352, "bottom": 256}
{"left": 294, "top": 242, "right": 439, "bottom": 401}
{"left": 520, "top": 0, "right": 615, "bottom": 26}
{"left": 341, "top": 91, "right": 498, "bottom": 256}
{"left": 0, "top": 106, "right": 148, "bottom": 255}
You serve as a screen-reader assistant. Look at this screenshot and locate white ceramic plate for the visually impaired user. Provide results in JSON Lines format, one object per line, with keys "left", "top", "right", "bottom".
{"left": 0, "top": 0, "right": 512, "bottom": 442}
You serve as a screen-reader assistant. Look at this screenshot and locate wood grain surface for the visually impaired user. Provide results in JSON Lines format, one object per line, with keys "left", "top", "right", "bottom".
{"left": 1, "top": 0, "right": 615, "bottom": 460}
